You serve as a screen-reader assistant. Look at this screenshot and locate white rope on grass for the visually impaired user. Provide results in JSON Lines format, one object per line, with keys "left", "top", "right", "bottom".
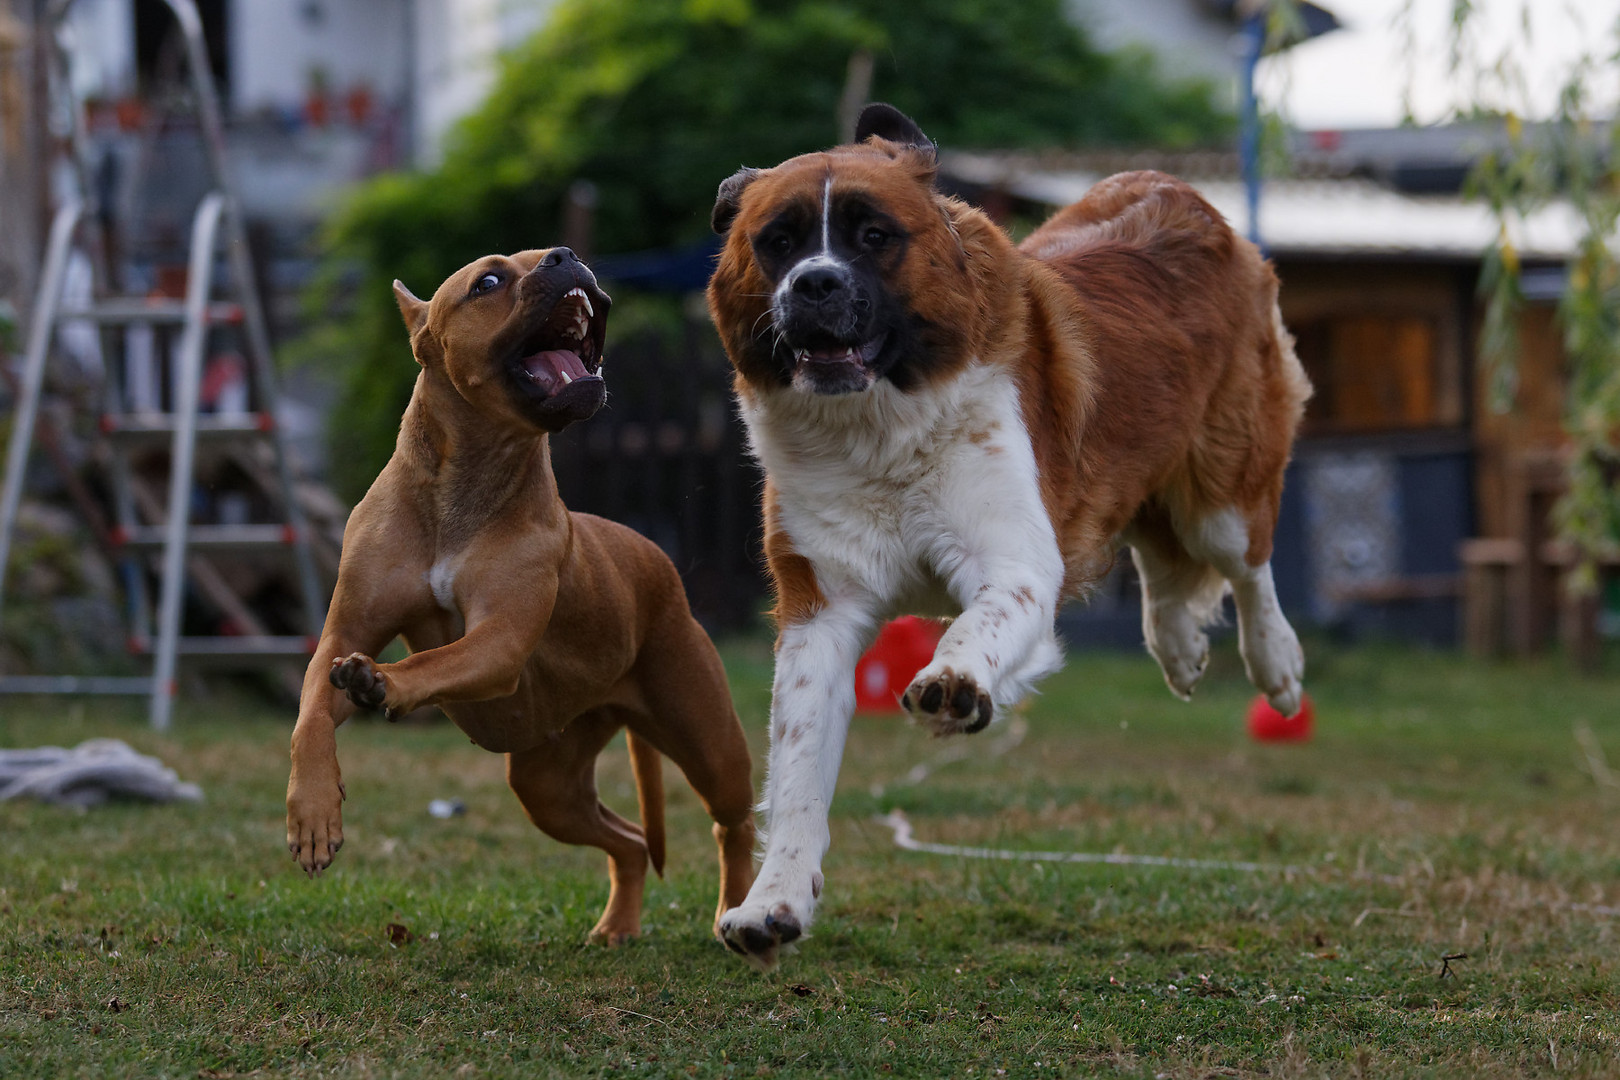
{"left": 875, "top": 809, "right": 1302, "bottom": 875}
{"left": 875, "top": 811, "right": 1620, "bottom": 919}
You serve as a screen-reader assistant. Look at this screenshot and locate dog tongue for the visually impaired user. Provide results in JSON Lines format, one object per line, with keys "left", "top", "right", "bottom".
{"left": 522, "top": 349, "right": 592, "bottom": 394}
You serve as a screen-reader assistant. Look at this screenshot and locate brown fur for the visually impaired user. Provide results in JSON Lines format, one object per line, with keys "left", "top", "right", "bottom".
{"left": 710, "top": 149, "right": 1309, "bottom": 611}
{"left": 701, "top": 108, "right": 1309, "bottom": 968}
{"left": 286, "top": 250, "right": 755, "bottom": 944}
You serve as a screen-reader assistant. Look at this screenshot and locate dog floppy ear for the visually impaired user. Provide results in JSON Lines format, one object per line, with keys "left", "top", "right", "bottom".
{"left": 712, "top": 167, "right": 761, "bottom": 236}
{"left": 854, "top": 103, "right": 936, "bottom": 162}
{"left": 393, "top": 280, "right": 436, "bottom": 367}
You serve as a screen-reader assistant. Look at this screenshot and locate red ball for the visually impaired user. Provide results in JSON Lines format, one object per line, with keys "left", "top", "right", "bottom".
{"left": 1246, "top": 692, "right": 1314, "bottom": 742}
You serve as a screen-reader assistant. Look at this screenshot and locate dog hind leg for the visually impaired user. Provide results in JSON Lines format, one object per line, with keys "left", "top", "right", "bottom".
{"left": 1190, "top": 507, "right": 1305, "bottom": 717}
{"left": 506, "top": 711, "right": 650, "bottom": 945}
{"left": 1127, "top": 513, "right": 1227, "bottom": 702}
{"left": 622, "top": 612, "right": 757, "bottom": 943}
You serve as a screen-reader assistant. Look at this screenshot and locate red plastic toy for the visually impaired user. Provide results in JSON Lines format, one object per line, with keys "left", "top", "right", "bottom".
{"left": 1246, "top": 692, "right": 1314, "bottom": 742}
{"left": 854, "top": 616, "right": 944, "bottom": 712}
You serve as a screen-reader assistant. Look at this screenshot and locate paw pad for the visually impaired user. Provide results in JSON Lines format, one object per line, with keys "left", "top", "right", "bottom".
{"left": 903, "top": 668, "right": 994, "bottom": 734}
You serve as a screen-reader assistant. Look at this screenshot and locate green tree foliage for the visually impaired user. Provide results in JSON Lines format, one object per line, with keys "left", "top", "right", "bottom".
{"left": 308, "top": 0, "right": 1232, "bottom": 501}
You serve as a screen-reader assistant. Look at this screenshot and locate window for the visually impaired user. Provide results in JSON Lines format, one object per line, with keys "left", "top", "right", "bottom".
{"left": 1293, "top": 315, "right": 1452, "bottom": 434}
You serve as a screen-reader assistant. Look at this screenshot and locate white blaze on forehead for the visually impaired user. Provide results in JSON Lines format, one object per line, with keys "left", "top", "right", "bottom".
{"left": 774, "top": 173, "right": 849, "bottom": 311}
{"left": 820, "top": 174, "right": 832, "bottom": 254}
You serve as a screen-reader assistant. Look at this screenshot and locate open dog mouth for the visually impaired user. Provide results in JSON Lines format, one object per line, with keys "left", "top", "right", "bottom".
{"left": 512, "top": 287, "right": 606, "bottom": 398}
{"left": 786, "top": 333, "right": 887, "bottom": 393}
{"left": 791, "top": 333, "right": 887, "bottom": 374}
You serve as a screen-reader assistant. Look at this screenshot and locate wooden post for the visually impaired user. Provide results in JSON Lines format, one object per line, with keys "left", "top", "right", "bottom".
{"left": 1460, "top": 538, "right": 1523, "bottom": 658}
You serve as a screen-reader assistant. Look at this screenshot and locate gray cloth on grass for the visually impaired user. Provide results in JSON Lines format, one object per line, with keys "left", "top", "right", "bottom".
{"left": 0, "top": 739, "right": 203, "bottom": 807}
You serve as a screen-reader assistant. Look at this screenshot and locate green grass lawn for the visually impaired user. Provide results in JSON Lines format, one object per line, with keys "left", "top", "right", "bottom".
{"left": 2, "top": 637, "right": 1617, "bottom": 1078}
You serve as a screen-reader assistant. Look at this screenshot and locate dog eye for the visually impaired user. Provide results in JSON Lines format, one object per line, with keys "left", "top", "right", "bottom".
{"left": 471, "top": 272, "right": 502, "bottom": 295}
{"left": 766, "top": 233, "right": 792, "bottom": 256}
{"left": 862, "top": 227, "right": 889, "bottom": 249}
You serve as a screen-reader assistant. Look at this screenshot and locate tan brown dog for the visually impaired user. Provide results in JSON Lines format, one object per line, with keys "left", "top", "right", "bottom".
{"left": 704, "top": 105, "right": 1310, "bottom": 966}
{"left": 286, "top": 247, "right": 755, "bottom": 944}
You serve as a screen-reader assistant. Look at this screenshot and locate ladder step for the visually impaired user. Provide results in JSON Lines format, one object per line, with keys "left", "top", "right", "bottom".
{"left": 57, "top": 298, "right": 244, "bottom": 325}
{"left": 0, "top": 675, "right": 153, "bottom": 695}
{"left": 163, "top": 635, "right": 316, "bottom": 660}
{"left": 99, "top": 413, "right": 275, "bottom": 438}
{"left": 112, "top": 523, "right": 300, "bottom": 550}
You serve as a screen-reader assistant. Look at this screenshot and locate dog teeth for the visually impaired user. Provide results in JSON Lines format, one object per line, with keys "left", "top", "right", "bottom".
{"left": 564, "top": 287, "right": 594, "bottom": 318}
{"left": 794, "top": 346, "right": 859, "bottom": 363}
{"left": 559, "top": 371, "right": 573, "bottom": 386}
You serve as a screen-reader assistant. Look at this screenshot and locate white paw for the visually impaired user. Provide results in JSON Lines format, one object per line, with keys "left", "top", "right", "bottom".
{"left": 718, "top": 901, "right": 805, "bottom": 970}
{"left": 1145, "top": 608, "right": 1210, "bottom": 701}
{"left": 1243, "top": 616, "right": 1305, "bottom": 717}
{"left": 902, "top": 662, "right": 994, "bottom": 735}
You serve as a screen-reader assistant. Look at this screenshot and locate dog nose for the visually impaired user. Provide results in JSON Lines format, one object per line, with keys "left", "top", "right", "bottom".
{"left": 540, "top": 247, "right": 578, "bottom": 268}
{"left": 791, "top": 265, "right": 845, "bottom": 302}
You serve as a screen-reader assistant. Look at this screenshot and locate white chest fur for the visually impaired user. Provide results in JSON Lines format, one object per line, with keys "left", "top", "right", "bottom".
{"left": 739, "top": 363, "right": 1064, "bottom": 614}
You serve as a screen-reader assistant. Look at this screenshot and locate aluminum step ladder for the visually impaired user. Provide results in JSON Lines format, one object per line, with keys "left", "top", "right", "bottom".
{"left": 0, "top": 0, "right": 325, "bottom": 728}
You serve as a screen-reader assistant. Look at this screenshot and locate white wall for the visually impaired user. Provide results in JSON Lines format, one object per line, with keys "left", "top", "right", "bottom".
{"left": 230, "top": 0, "right": 410, "bottom": 115}
{"left": 410, "top": 0, "right": 555, "bottom": 167}
{"left": 63, "top": 0, "right": 135, "bottom": 100}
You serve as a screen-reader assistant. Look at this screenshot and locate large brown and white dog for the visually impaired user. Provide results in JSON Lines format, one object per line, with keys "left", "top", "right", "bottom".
{"left": 705, "top": 105, "right": 1311, "bottom": 966}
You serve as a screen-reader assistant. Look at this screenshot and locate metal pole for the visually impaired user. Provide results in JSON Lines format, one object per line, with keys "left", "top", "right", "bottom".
{"left": 1239, "top": 13, "right": 1265, "bottom": 250}
{"left": 148, "top": 191, "right": 224, "bottom": 730}
{"left": 0, "top": 200, "right": 83, "bottom": 617}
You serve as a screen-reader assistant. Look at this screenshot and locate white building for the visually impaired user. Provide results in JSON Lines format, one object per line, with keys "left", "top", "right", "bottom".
{"left": 55, "top": 0, "right": 555, "bottom": 172}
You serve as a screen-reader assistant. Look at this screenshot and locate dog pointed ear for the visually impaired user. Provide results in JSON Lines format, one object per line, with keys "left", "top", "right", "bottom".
{"left": 394, "top": 279, "right": 428, "bottom": 334}
{"left": 393, "top": 280, "right": 434, "bottom": 366}
{"left": 854, "top": 103, "right": 936, "bottom": 161}
{"left": 712, "top": 167, "right": 760, "bottom": 236}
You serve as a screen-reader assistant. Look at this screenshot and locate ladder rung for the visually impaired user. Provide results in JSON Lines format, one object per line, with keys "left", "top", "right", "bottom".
{"left": 112, "top": 524, "right": 299, "bottom": 550}
{"left": 56, "top": 298, "right": 244, "bottom": 325}
{"left": 0, "top": 675, "right": 154, "bottom": 695}
{"left": 167, "top": 635, "right": 316, "bottom": 659}
{"left": 99, "top": 413, "right": 275, "bottom": 437}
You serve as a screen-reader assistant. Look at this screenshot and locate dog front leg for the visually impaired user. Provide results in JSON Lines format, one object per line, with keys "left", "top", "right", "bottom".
{"left": 718, "top": 598, "right": 876, "bottom": 969}
{"left": 903, "top": 547, "right": 1066, "bottom": 736}
{"left": 288, "top": 628, "right": 377, "bottom": 875}
{"left": 331, "top": 582, "right": 556, "bottom": 716}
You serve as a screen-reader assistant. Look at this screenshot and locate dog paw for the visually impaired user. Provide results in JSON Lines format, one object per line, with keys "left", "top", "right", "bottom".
{"left": 1160, "top": 637, "right": 1209, "bottom": 701}
{"left": 902, "top": 666, "right": 993, "bottom": 735}
{"left": 1146, "top": 613, "right": 1209, "bottom": 701}
{"left": 588, "top": 921, "right": 640, "bottom": 947}
{"left": 330, "top": 653, "right": 394, "bottom": 717}
{"left": 1242, "top": 615, "right": 1305, "bottom": 717}
{"left": 1256, "top": 642, "right": 1305, "bottom": 718}
{"left": 718, "top": 903, "right": 804, "bottom": 970}
{"left": 286, "top": 790, "right": 344, "bottom": 877}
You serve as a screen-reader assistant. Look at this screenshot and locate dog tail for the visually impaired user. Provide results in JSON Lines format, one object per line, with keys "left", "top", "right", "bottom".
{"left": 626, "top": 731, "right": 666, "bottom": 877}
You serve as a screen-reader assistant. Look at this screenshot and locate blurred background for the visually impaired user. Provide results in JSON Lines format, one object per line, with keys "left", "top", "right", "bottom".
{"left": 1, "top": 0, "right": 1617, "bottom": 706}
